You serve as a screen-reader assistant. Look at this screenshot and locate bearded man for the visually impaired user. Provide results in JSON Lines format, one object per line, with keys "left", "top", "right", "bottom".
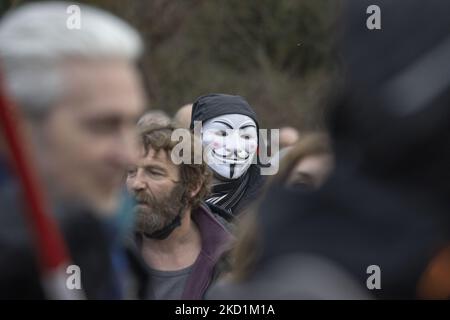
{"left": 126, "top": 123, "right": 233, "bottom": 299}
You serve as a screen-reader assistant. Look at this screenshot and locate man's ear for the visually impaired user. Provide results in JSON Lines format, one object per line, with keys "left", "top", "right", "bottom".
{"left": 189, "top": 181, "right": 202, "bottom": 198}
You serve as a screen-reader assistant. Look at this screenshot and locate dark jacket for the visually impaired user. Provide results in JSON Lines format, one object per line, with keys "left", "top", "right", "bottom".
{"left": 181, "top": 203, "right": 234, "bottom": 299}
{"left": 0, "top": 183, "right": 148, "bottom": 299}
{"left": 0, "top": 157, "right": 8, "bottom": 186}
{"left": 233, "top": 165, "right": 266, "bottom": 216}
{"left": 207, "top": 253, "right": 371, "bottom": 300}
{"left": 255, "top": 164, "right": 449, "bottom": 299}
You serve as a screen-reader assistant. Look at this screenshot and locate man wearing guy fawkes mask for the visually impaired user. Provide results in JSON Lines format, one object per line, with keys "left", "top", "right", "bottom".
{"left": 190, "top": 94, "right": 266, "bottom": 221}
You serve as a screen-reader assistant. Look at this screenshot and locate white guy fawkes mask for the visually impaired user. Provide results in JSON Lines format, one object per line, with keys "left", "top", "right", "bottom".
{"left": 202, "top": 114, "right": 258, "bottom": 180}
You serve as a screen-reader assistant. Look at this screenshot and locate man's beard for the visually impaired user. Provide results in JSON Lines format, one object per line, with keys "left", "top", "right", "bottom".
{"left": 133, "top": 184, "right": 187, "bottom": 236}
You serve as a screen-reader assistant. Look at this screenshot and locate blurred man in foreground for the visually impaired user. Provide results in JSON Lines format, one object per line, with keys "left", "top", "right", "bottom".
{"left": 0, "top": 2, "right": 146, "bottom": 298}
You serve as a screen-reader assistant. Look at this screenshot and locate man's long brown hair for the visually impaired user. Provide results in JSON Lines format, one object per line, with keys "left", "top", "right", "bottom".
{"left": 139, "top": 122, "right": 211, "bottom": 209}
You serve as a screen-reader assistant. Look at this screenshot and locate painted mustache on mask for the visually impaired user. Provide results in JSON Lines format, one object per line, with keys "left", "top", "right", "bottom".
{"left": 212, "top": 149, "right": 250, "bottom": 161}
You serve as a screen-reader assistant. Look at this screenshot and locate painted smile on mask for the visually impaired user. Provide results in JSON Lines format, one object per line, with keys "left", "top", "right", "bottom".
{"left": 211, "top": 149, "right": 250, "bottom": 163}
{"left": 202, "top": 114, "right": 258, "bottom": 179}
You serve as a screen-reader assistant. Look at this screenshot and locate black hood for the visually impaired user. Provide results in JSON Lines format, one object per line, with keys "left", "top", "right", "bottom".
{"left": 190, "top": 93, "right": 259, "bottom": 130}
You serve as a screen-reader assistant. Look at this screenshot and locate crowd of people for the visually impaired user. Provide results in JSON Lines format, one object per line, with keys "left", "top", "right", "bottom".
{"left": 1, "top": 0, "right": 450, "bottom": 300}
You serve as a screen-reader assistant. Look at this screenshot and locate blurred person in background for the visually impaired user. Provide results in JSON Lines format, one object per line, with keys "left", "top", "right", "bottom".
{"left": 0, "top": 2, "right": 148, "bottom": 299}
{"left": 126, "top": 123, "right": 233, "bottom": 299}
{"left": 266, "top": 126, "right": 300, "bottom": 178}
{"left": 276, "top": 133, "right": 333, "bottom": 190}
{"left": 207, "top": 133, "right": 335, "bottom": 298}
{"left": 211, "top": 0, "right": 450, "bottom": 299}
{"left": 137, "top": 110, "right": 171, "bottom": 132}
{"left": 173, "top": 103, "right": 192, "bottom": 129}
{"left": 190, "top": 93, "right": 266, "bottom": 222}
{"left": 269, "top": 132, "right": 334, "bottom": 190}
{"left": 279, "top": 126, "right": 300, "bottom": 149}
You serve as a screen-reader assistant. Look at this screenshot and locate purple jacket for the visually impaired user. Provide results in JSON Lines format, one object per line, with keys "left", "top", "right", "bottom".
{"left": 181, "top": 203, "right": 234, "bottom": 299}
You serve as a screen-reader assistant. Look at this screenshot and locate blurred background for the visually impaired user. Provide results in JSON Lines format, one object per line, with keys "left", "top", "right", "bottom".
{"left": 0, "top": 0, "right": 341, "bottom": 131}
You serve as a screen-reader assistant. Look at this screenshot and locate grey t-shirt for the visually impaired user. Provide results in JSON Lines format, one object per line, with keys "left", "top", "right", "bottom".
{"left": 147, "top": 265, "right": 194, "bottom": 300}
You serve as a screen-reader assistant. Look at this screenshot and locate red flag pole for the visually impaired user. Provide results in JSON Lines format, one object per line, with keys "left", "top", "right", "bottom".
{"left": 0, "top": 64, "right": 83, "bottom": 299}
